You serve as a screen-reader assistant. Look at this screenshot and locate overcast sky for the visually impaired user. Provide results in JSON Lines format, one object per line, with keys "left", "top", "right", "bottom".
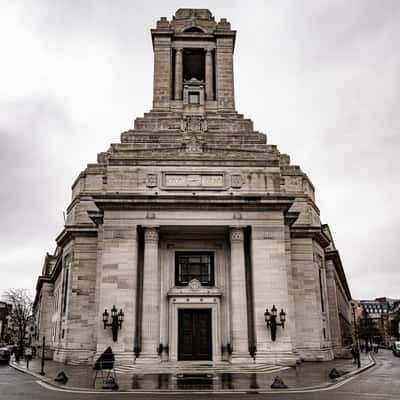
{"left": 1, "top": 0, "right": 399, "bottom": 301}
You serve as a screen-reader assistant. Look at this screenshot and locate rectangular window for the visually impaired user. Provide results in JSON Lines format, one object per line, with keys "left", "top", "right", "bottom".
{"left": 319, "top": 268, "right": 325, "bottom": 312}
{"left": 188, "top": 92, "right": 200, "bottom": 104}
{"left": 62, "top": 268, "right": 69, "bottom": 314}
{"left": 175, "top": 252, "right": 214, "bottom": 286}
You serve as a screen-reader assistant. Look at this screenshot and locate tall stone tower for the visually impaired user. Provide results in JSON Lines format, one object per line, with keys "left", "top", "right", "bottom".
{"left": 152, "top": 8, "right": 235, "bottom": 112}
{"left": 33, "top": 9, "right": 352, "bottom": 367}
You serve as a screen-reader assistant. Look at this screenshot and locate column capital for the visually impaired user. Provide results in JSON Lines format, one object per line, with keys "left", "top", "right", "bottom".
{"left": 144, "top": 227, "right": 159, "bottom": 242}
{"left": 230, "top": 227, "right": 244, "bottom": 242}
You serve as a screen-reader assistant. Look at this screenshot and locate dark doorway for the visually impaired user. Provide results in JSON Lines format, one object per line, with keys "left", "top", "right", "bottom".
{"left": 178, "top": 309, "right": 212, "bottom": 361}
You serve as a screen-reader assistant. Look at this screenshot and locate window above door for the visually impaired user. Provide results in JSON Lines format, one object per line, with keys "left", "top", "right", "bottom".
{"left": 175, "top": 251, "right": 214, "bottom": 286}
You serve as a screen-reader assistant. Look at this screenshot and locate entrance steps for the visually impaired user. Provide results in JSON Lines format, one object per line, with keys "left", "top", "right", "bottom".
{"left": 114, "top": 361, "right": 289, "bottom": 375}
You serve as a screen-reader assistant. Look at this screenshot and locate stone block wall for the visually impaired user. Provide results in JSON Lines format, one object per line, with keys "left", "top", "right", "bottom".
{"left": 37, "top": 282, "right": 54, "bottom": 352}
{"left": 96, "top": 215, "right": 138, "bottom": 362}
{"left": 216, "top": 37, "right": 235, "bottom": 111}
{"left": 53, "top": 235, "right": 98, "bottom": 364}
{"left": 251, "top": 220, "right": 297, "bottom": 365}
{"left": 326, "top": 260, "right": 341, "bottom": 353}
{"left": 152, "top": 36, "right": 172, "bottom": 110}
{"left": 291, "top": 238, "right": 333, "bottom": 360}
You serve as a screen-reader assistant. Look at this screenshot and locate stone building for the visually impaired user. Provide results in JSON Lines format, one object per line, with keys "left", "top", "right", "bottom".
{"left": 33, "top": 9, "right": 352, "bottom": 366}
{"left": 357, "top": 297, "right": 400, "bottom": 347}
{"left": 0, "top": 301, "right": 11, "bottom": 343}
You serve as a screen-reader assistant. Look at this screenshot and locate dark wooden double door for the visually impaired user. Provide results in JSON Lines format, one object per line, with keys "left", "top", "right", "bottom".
{"left": 178, "top": 309, "right": 212, "bottom": 361}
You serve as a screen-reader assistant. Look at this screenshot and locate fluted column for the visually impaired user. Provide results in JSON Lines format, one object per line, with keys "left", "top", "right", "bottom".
{"left": 138, "top": 227, "right": 160, "bottom": 362}
{"left": 205, "top": 49, "right": 214, "bottom": 101}
{"left": 174, "top": 49, "right": 183, "bottom": 100}
{"left": 230, "top": 228, "right": 252, "bottom": 362}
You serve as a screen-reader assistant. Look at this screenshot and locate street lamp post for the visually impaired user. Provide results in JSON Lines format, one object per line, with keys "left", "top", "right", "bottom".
{"left": 40, "top": 336, "right": 45, "bottom": 375}
{"left": 351, "top": 303, "right": 360, "bottom": 348}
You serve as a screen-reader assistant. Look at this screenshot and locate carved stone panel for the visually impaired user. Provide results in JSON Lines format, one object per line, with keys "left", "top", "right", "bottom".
{"left": 146, "top": 174, "right": 158, "bottom": 188}
{"left": 230, "top": 174, "right": 243, "bottom": 188}
{"left": 162, "top": 172, "right": 226, "bottom": 190}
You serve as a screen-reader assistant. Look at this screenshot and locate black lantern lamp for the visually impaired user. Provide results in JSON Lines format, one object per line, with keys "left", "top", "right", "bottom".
{"left": 102, "top": 305, "right": 124, "bottom": 342}
{"left": 264, "top": 305, "right": 286, "bottom": 341}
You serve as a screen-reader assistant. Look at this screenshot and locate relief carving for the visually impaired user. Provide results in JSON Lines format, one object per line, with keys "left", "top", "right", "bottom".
{"left": 185, "top": 136, "right": 203, "bottom": 153}
{"left": 144, "top": 228, "right": 159, "bottom": 242}
{"left": 164, "top": 173, "right": 224, "bottom": 188}
{"left": 230, "top": 228, "right": 244, "bottom": 242}
{"left": 146, "top": 174, "right": 158, "bottom": 187}
{"left": 181, "top": 116, "right": 208, "bottom": 133}
{"left": 188, "top": 279, "right": 202, "bottom": 290}
{"left": 230, "top": 174, "right": 243, "bottom": 188}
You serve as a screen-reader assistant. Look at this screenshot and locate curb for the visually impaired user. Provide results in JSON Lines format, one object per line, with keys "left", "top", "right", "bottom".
{"left": 9, "top": 354, "right": 376, "bottom": 394}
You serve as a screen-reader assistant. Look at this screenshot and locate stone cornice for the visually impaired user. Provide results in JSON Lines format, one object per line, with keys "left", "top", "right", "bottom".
{"left": 55, "top": 224, "right": 98, "bottom": 247}
{"left": 33, "top": 275, "right": 52, "bottom": 309}
{"left": 284, "top": 211, "right": 300, "bottom": 226}
{"left": 33, "top": 253, "right": 62, "bottom": 309}
{"left": 107, "top": 158, "right": 280, "bottom": 168}
{"left": 325, "top": 249, "right": 352, "bottom": 301}
{"left": 290, "top": 226, "right": 331, "bottom": 248}
{"left": 91, "top": 193, "right": 295, "bottom": 213}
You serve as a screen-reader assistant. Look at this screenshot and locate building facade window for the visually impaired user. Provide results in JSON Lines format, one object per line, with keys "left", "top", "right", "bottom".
{"left": 175, "top": 252, "right": 214, "bottom": 286}
{"left": 188, "top": 91, "right": 200, "bottom": 104}
{"left": 319, "top": 268, "right": 325, "bottom": 312}
{"left": 62, "top": 265, "right": 70, "bottom": 314}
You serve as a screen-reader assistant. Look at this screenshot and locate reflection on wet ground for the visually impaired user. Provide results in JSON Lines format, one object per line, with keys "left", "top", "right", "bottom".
{"left": 10, "top": 352, "right": 373, "bottom": 391}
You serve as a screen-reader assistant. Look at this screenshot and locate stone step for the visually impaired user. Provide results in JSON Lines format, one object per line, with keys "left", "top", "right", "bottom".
{"left": 113, "top": 363, "right": 289, "bottom": 375}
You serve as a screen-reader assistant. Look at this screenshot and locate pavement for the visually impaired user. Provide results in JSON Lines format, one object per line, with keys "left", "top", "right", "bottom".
{"left": 9, "top": 351, "right": 375, "bottom": 393}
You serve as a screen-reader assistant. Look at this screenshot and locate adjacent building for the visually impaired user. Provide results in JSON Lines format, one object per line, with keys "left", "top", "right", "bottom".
{"left": 0, "top": 301, "right": 11, "bottom": 344}
{"left": 357, "top": 297, "right": 400, "bottom": 347}
{"left": 33, "top": 9, "right": 352, "bottom": 367}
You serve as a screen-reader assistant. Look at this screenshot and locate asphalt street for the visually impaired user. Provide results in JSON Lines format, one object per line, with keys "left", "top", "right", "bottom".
{"left": 0, "top": 350, "right": 399, "bottom": 400}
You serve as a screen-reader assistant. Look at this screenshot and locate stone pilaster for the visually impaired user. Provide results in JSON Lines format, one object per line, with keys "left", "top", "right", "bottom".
{"left": 174, "top": 49, "right": 183, "bottom": 100}
{"left": 216, "top": 37, "right": 235, "bottom": 111}
{"left": 205, "top": 49, "right": 213, "bottom": 101}
{"left": 137, "top": 227, "right": 160, "bottom": 362}
{"left": 97, "top": 219, "right": 138, "bottom": 363}
{"left": 251, "top": 225, "right": 297, "bottom": 366}
{"left": 152, "top": 36, "right": 172, "bottom": 110}
{"left": 229, "top": 228, "right": 252, "bottom": 362}
{"left": 326, "top": 261, "right": 341, "bottom": 352}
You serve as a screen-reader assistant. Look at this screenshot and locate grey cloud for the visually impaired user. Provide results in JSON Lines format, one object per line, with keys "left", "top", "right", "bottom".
{"left": 1, "top": 1, "right": 399, "bottom": 300}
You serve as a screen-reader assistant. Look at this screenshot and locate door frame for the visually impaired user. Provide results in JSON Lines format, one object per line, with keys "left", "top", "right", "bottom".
{"left": 178, "top": 308, "right": 212, "bottom": 361}
{"left": 168, "top": 298, "right": 221, "bottom": 362}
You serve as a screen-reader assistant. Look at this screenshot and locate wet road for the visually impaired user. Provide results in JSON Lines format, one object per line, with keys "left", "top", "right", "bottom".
{"left": 0, "top": 350, "right": 399, "bottom": 399}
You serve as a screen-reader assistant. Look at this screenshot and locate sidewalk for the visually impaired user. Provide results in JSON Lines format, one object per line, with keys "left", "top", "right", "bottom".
{"left": 10, "top": 352, "right": 375, "bottom": 392}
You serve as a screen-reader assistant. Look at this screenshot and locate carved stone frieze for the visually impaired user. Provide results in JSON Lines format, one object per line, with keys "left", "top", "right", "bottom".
{"left": 162, "top": 172, "right": 225, "bottom": 189}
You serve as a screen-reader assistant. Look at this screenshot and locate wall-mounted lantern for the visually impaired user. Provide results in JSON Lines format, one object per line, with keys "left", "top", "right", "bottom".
{"left": 264, "top": 305, "right": 286, "bottom": 341}
{"left": 102, "top": 305, "right": 124, "bottom": 342}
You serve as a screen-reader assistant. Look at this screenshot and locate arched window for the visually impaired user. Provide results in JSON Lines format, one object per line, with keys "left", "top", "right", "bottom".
{"left": 184, "top": 26, "right": 204, "bottom": 33}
